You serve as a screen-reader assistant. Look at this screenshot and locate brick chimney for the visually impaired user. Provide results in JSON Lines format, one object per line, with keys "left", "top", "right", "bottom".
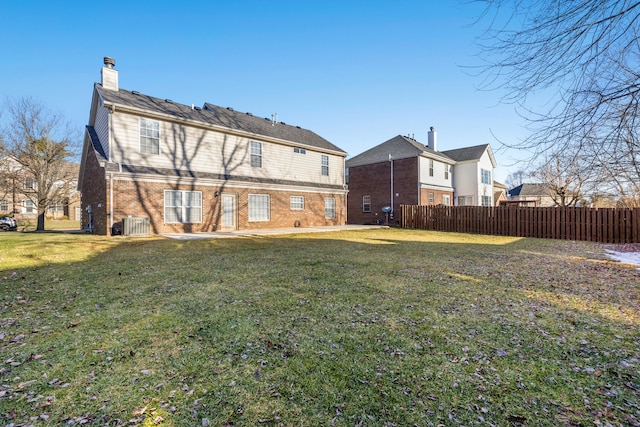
{"left": 428, "top": 126, "right": 437, "bottom": 151}
{"left": 101, "top": 57, "right": 118, "bottom": 91}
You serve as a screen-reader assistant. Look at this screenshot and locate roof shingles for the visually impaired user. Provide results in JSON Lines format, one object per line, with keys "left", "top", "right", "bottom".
{"left": 97, "top": 85, "right": 345, "bottom": 154}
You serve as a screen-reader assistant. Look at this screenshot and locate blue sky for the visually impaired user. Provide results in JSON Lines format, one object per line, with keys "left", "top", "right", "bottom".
{"left": 0, "top": 1, "right": 529, "bottom": 182}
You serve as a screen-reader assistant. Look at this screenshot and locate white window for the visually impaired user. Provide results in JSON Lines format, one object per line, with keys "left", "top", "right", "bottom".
{"left": 49, "top": 201, "right": 64, "bottom": 212}
{"left": 458, "top": 196, "right": 473, "bottom": 206}
{"left": 481, "top": 195, "right": 492, "bottom": 206}
{"left": 321, "top": 155, "right": 329, "bottom": 176}
{"left": 290, "top": 196, "right": 304, "bottom": 210}
{"left": 443, "top": 195, "right": 451, "bottom": 206}
{"left": 250, "top": 141, "right": 262, "bottom": 168}
{"left": 362, "top": 195, "right": 371, "bottom": 212}
{"left": 23, "top": 177, "right": 36, "bottom": 190}
{"left": 345, "top": 167, "right": 349, "bottom": 184}
{"left": 140, "top": 118, "right": 160, "bottom": 155}
{"left": 445, "top": 166, "right": 449, "bottom": 180}
{"left": 22, "top": 199, "right": 35, "bottom": 214}
{"left": 249, "top": 194, "right": 270, "bottom": 221}
{"left": 429, "top": 159, "right": 434, "bottom": 177}
{"left": 294, "top": 147, "right": 306, "bottom": 155}
{"left": 0, "top": 200, "right": 8, "bottom": 212}
{"left": 428, "top": 192, "right": 434, "bottom": 204}
{"left": 481, "top": 169, "right": 491, "bottom": 184}
{"left": 325, "top": 197, "right": 336, "bottom": 219}
{"left": 164, "top": 190, "right": 202, "bottom": 223}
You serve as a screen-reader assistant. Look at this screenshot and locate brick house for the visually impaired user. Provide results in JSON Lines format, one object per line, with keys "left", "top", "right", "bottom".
{"left": 78, "top": 58, "right": 347, "bottom": 235}
{"left": 1, "top": 155, "right": 80, "bottom": 221}
{"left": 345, "top": 128, "right": 496, "bottom": 224}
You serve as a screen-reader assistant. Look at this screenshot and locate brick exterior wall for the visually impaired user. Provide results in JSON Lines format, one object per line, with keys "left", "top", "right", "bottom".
{"left": 108, "top": 180, "right": 345, "bottom": 235}
{"left": 347, "top": 157, "right": 419, "bottom": 225}
{"left": 419, "top": 188, "right": 454, "bottom": 206}
{"left": 79, "top": 150, "right": 108, "bottom": 234}
{"left": 81, "top": 158, "right": 346, "bottom": 236}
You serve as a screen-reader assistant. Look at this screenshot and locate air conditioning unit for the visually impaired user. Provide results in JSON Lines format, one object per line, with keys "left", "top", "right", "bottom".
{"left": 122, "top": 217, "right": 150, "bottom": 236}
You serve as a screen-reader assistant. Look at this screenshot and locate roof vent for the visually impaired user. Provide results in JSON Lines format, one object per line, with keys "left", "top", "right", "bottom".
{"left": 226, "top": 107, "right": 234, "bottom": 111}
{"left": 296, "top": 126, "right": 301, "bottom": 129}
{"left": 103, "top": 57, "right": 115, "bottom": 68}
{"left": 165, "top": 99, "right": 173, "bottom": 103}
{"left": 245, "top": 112, "right": 253, "bottom": 116}
{"left": 131, "top": 90, "right": 140, "bottom": 95}
{"left": 281, "top": 122, "right": 286, "bottom": 125}
{"left": 194, "top": 106, "right": 201, "bottom": 111}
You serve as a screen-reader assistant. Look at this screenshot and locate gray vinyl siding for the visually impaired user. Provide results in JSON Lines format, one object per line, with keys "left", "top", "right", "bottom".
{"left": 95, "top": 104, "right": 110, "bottom": 160}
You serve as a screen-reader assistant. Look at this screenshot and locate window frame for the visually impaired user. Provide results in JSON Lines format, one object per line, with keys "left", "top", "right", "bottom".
{"left": 429, "top": 159, "right": 434, "bottom": 177}
{"left": 140, "top": 118, "right": 160, "bottom": 155}
{"left": 321, "top": 155, "right": 329, "bottom": 176}
{"left": 443, "top": 195, "right": 451, "bottom": 206}
{"left": 23, "top": 177, "right": 36, "bottom": 190}
{"left": 250, "top": 141, "right": 263, "bottom": 168}
{"left": 481, "top": 168, "right": 491, "bottom": 184}
{"left": 445, "top": 165, "right": 449, "bottom": 180}
{"left": 248, "top": 194, "right": 270, "bottom": 222}
{"left": 428, "top": 192, "right": 434, "bottom": 205}
{"left": 481, "top": 195, "right": 492, "bottom": 207}
{"left": 325, "top": 197, "right": 336, "bottom": 219}
{"left": 164, "top": 190, "right": 202, "bottom": 224}
{"left": 22, "top": 199, "right": 35, "bottom": 214}
{"left": 290, "top": 195, "right": 304, "bottom": 211}
{"left": 294, "top": 147, "right": 306, "bottom": 155}
{"left": 0, "top": 199, "right": 8, "bottom": 212}
{"left": 362, "top": 195, "right": 371, "bottom": 213}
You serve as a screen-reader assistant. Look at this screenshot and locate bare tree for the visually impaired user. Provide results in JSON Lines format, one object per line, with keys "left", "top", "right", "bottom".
{"left": 505, "top": 169, "right": 527, "bottom": 191}
{"left": 2, "top": 97, "right": 78, "bottom": 230}
{"left": 474, "top": 0, "right": 640, "bottom": 196}
{"left": 528, "top": 148, "right": 596, "bottom": 206}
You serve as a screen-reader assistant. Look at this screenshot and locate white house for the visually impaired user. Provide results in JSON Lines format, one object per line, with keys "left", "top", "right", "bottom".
{"left": 442, "top": 144, "right": 497, "bottom": 206}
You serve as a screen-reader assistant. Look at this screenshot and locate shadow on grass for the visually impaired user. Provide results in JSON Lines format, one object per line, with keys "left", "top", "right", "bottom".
{"left": 0, "top": 229, "right": 638, "bottom": 426}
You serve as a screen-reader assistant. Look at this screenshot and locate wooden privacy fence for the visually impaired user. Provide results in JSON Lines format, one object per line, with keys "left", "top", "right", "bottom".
{"left": 400, "top": 205, "right": 640, "bottom": 244}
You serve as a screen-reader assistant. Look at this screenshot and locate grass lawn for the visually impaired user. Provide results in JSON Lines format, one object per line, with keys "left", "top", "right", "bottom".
{"left": 13, "top": 219, "right": 81, "bottom": 233}
{"left": 0, "top": 229, "right": 638, "bottom": 426}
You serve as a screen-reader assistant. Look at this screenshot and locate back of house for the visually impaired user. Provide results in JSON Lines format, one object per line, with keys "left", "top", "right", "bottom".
{"left": 78, "top": 58, "right": 347, "bottom": 235}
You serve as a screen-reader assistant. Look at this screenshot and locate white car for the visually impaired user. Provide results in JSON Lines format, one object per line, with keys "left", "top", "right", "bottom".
{"left": 0, "top": 216, "right": 17, "bottom": 231}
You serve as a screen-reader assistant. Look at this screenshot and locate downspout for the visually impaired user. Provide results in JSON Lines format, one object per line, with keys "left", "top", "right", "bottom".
{"left": 109, "top": 172, "right": 114, "bottom": 232}
{"left": 108, "top": 106, "right": 114, "bottom": 233}
{"left": 389, "top": 154, "right": 394, "bottom": 212}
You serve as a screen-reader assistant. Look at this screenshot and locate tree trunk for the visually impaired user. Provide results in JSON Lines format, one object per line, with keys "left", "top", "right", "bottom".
{"left": 37, "top": 211, "right": 45, "bottom": 231}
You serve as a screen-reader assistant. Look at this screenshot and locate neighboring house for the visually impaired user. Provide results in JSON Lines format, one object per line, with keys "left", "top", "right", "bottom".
{"left": 493, "top": 181, "right": 508, "bottom": 206}
{"left": 0, "top": 156, "right": 80, "bottom": 220}
{"left": 78, "top": 58, "right": 348, "bottom": 235}
{"left": 345, "top": 128, "right": 495, "bottom": 224}
{"left": 441, "top": 144, "right": 497, "bottom": 207}
{"left": 508, "top": 183, "right": 567, "bottom": 207}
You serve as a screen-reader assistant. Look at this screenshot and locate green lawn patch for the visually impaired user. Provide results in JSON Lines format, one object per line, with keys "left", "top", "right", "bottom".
{"left": 0, "top": 229, "right": 638, "bottom": 426}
